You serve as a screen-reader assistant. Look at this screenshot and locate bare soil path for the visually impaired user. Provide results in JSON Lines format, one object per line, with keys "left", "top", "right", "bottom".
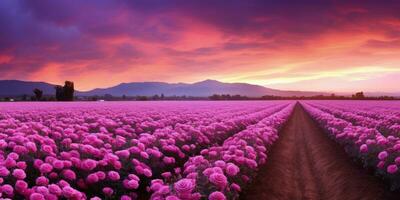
{"left": 240, "top": 103, "right": 397, "bottom": 200}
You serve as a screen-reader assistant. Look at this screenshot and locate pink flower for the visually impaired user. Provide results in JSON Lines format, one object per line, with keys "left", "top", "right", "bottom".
{"left": 4, "top": 157, "right": 16, "bottom": 168}
{"left": 128, "top": 174, "right": 139, "bottom": 181}
{"left": 378, "top": 151, "right": 388, "bottom": 160}
{"left": 0, "top": 166, "right": 10, "bottom": 176}
{"left": 58, "top": 180, "right": 70, "bottom": 188}
{"left": 187, "top": 172, "right": 198, "bottom": 179}
{"left": 163, "top": 157, "right": 175, "bottom": 164}
{"left": 241, "top": 175, "right": 250, "bottom": 182}
{"left": 174, "top": 178, "right": 195, "bottom": 194}
{"left": 86, "top": 173, "right": 99, "bottom": 184}
{"left": 0, "top": 140, "right": 7, "bottom": 149}
{"left": 135, "top": 166, "right": 144, "bottom": 174}
{"left": 36, "top": 176, "right": 49, "bottom": 186}
{"left": 45, "top": 194, "right": 58, "bottom": 200}
{"left": 123, "top": 179, "right": 139, "bottom": 189}
{"left": 30, "top": 193, "right": 45, "bottom": 200}
{"left": 121, "top": 195, "right": 132, "bottom": 200}
{"left": 191, "top": 193, "right": 202, "bottom": 200}
{"left": 34, "top": 159, "right": 44, "bottom": 168}
{"left": 359, "top": 144, "right": 368, "bottom": 153}
{"left": 8, "top": 152, "right": 19, "bottom": 160}
{"left": 209, "top": 173, "right": 227, "bottom": 189}
{"left": 150, "top": 180, "right": 163, "bottom": 191}
{"left": 1, "top": 184, "right": 14, "bottom": 196}
{"left": 52, "top": 160, "right": 64, "bottom": 170}
{"left": 231, "top": 183, "right": 241, "bottom": 192}
{"left": 116, "top": 150, "right": 130, "bottom": 159}
{"left": 182, "top": 145, "right": 190, "bottom": 151}
{"left": 212, "top": 167, "right": 223, "bottom": 174}
{"left": 15, "top": 180, "right": 28, "bottom": 192}
{"left": 395, "top": 157, "right": 400, "bottom": 165}
{"left": 174, "top": 168, "right": 181, "bottom": 174}
{"left": 62, "top": 169, "right": 76, "bottom": 180}
{"left": 102, "top": 187, "right": 114, "bottom": 196}
{"left": 225, "top": 163, "right": 240, "bottom": 176}
{"left": 377, "top": 161, "right": 385, "bottom": 169}
{"left": 208, "top": 191, "right": 226, "bottom": 200}
{"left": 62, "top": 186, "right": 77, "bottom": 198}
{"left": 166, "top": 195, "right": 180, "bottom": 200}
{"left": 41, "top": 145, "right": 53, "bottom": 154}
{"left": 161, "top": 172, "right": 172, "bottom": 179}
{"left": 96, "top": 171, "right": 106, "bottom": 180}
{"left": 16, "top": 161, "right": 27, "bottom": 170}
{"left": 81, "top": 159, "right": 97, "bottom": 171}
{"left": 36, "top": 186, "right": 49, "bottom": 195}
{"left": 48, "top": 184, "right": 62, "bottom": 195}
{"left": 140, "top": 151, "right": 149, "bottom": 159}
{"left": 39, "top": 163, "right": 53, "bottom": 174}
{"left": 108, "top": 171, "right": 120, "bottom": 181}
{"left": 13, "top": 169, "right": 26, "bottom": 179}
{"left": 49, "top": 172, "right": 58, "bottom": 179}
{"left": 25, "top": 142, "right": 37, "bottom": 152}
{"left": 214, "top": 160, "right": 226, "bottom": 168}
{"left": 143, "top": 169, "right": 152, "bottom": 177}
{"left": 387, "top": 165, "right": 398, "bottom": 174}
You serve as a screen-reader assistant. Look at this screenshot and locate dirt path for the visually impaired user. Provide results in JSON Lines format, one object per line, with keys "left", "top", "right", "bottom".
{"left": 240, "top": 103, "right": 397, "bottom": 200}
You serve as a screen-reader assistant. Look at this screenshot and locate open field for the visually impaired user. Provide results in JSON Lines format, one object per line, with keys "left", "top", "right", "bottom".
{"left": 0, "top": 101, "right": 399, "bottom": 200}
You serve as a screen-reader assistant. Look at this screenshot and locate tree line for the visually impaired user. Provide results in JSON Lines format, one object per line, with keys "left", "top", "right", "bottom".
{"left": 2, "top": 89, "right": 399, "bottom": 102}
{"left": 20, "top": 81, "right": 75, "bottom": 102}
{"left": 208, "top": 92, "right": 399, "bottom": 101}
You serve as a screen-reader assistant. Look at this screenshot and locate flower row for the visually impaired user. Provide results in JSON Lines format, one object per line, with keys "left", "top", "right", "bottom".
{"left": 301, "top": 101, "right": 400, "bottom": 190}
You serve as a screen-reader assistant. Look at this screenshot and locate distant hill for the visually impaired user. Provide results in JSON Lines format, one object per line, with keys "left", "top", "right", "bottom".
{"left": 77, "top": 79, "right": 327, "bottom": 97}
{"left": 2, "top": 79, "right": 399, "bottom": 98}
{"left": 0, "top": 80, "right": 56, "bottom": 97}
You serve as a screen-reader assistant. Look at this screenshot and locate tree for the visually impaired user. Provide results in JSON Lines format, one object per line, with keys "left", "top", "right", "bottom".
{"left": 152, "top": 94, "right": 160, "bottom": 100}
{"left": 33, "top": 88, "right": 43, "bottom": 101}
{"left": 55, "top": 81, "right": 75, "bottom": 101}
{"left": 136, "top": 96, "right": 148, "bottom": 101}
{"left": 63, "top": 81, "right": 74, "bottom": 101}
{"left": 352, "top": 91, "right": 365, "bottom": 99}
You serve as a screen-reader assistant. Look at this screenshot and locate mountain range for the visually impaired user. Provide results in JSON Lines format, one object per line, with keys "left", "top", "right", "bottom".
{"left": 0, "top": 79, "right": 328, "bottom": 97}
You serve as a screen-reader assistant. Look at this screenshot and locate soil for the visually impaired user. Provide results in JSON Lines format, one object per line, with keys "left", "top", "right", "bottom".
{"left": 240, "top": 103, "right": 398, "bottom": 200}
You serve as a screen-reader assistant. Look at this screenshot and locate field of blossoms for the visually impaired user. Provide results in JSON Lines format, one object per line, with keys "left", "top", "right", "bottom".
{"left": 0, "top": 101, "right": 295, "bottom": 200}
{"left": 301, "top": 101, "right": 400, "bottom": 190}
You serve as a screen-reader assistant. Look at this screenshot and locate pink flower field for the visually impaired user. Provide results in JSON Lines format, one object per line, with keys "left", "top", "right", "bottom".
{"left": 0, "top": 101, "right": 294, "bottom": 200}
{"left": 0, "top": 101, "right": 399, "bottom": 200}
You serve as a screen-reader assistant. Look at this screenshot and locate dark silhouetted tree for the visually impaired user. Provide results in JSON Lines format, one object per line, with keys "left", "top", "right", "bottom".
{"left": 33, "top": 88, "right": 43, "bottom": 101}
{"left": 55, "top": 81, "right": 75, "bottom": 101}
{"left": 136, "top": 96, "right": 148, "bottom": 101}
{"left": 352, "top": 91, "right": 365, "bottom": 99}
{"left": 63, "top": 81, "right": 74, "bottom": 101}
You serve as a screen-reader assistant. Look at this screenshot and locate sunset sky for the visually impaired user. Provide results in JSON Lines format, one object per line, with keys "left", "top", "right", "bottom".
{"left": 1, "top": 0, "right": 400, "bottom": 92}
